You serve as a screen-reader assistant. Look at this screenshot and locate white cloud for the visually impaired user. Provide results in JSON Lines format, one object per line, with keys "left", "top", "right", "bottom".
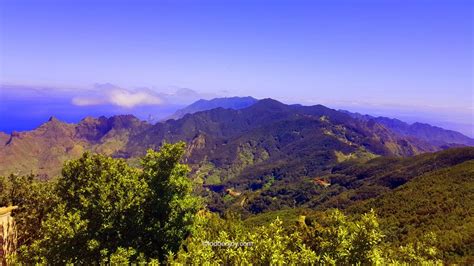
{"left": 72, "top": 85, "right": 163, "bottom": 108}
{"left": 108, "top": 88, "right": 163, "bottom": 108}
{"left": 72, "top": 97, "right": 105, "bottom": 106}
{"left": 2, "top": 83, "right": 218, "bottom": 108}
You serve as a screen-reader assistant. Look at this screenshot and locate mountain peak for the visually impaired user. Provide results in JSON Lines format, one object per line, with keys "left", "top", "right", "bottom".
{"left": 108, "top": 114, "right": 142, "bottom": 128}
{"left": 48, "top": 116, "right": 60, "bottom": 122}
{"left": 80, "top": 116, "right": 98, "bottom": 123}
{"left": 248, "top": 98, "right": 287, "bottom": 111}
{"left": 256, "top": 98, "right": 284, "bottom": 105}
{"left": 167, "top": 96, "right": 258, "bottom": 120}
{"left": 42, "top": 116, "right": 68, "bottom": 128}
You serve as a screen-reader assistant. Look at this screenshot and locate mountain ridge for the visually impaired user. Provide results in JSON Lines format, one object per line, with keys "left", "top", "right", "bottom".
{"left": 166, "top": 96, "right": 258, "bottom": 120}
{"left": 0, "top": 98, "right": 440, "bottom": 180}
{"left": 340, "top": 110, "right": 474, "bottom": 147}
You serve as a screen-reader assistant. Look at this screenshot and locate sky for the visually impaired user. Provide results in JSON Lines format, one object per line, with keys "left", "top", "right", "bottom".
{"left": 0, "top": 0, "right": 473, "bottom": 136}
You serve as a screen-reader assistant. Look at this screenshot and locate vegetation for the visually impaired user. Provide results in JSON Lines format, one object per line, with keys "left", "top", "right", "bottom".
{"left": 351, "top": 160, "right": 474, "bottom": 264}
{"left": 0, "top": 174, "right": 58, "bottom": 256}
{"left": 169, "top": 209, "right": 441, "bottom": 265}
{"left": 0, "top": 143, "right": 472, "bottom": 263}
{"left": 203, "top": 147, "right": 474, "bottom": 263}
{"left": 3, "top": 142, "right": 200, "bottom": 263}
{"left": 204, "top": 147, "right": 473, "bottom": 214}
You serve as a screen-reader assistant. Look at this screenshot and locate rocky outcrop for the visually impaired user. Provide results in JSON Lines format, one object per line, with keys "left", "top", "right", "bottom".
{"left": 0, "top": 206, "right": 17, "bottom": 263}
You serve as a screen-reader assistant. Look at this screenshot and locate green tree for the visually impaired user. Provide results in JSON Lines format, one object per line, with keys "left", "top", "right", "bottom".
{"left": 26, "top": 142, "right": 201, "bottom": 263}
{"left": 28, "top": 152, "right": 147, "bottom": 263}
{"left": 300, "top": 209, "right": 384, "bottom": 264}
{"left": 347, "top": 210, "right": 384, "bottom": 264}
{"left": 139, "top": 142, "right": 202, "bottom": 259}
{"left": 386, "top": 232, "right": 442, "bottom": 264}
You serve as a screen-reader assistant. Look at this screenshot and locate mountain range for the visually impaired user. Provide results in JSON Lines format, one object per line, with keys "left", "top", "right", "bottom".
{"left": 340, "top": 110, "right": 474, "bottom": 147}
{"left": 1, "top": 97, "right": 472, "bottom": 180}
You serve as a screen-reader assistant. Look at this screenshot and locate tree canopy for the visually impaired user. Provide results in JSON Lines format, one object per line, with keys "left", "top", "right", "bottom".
{"left": 17, "top": 142, "right": 201, "bottom": 263}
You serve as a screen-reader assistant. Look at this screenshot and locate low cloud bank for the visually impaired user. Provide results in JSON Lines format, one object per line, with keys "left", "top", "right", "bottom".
{"left": 72, "top": 87, "right": 163, "bottom": 108}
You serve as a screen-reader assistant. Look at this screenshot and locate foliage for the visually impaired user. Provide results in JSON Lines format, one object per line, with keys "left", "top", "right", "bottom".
{"left": 385, "top": 232, "right": 442, "bottom": 264}
{"left": 139, "top": 142, "right": 202, "bottom": 258}
{"left": 0, "top": 173, "right": 58, "bottom": 261}
{"left": 351, "top": 160, "right": 474, "bottom": 263}
{"left": 169, "top": 211, "right": 318, "bottom": 264}
{"left": 169, "top": 209, "right": 441, "bottom": 265}
{"left": 300, "top": 209, "right": 384, "bottom": 264}
{"left": 231, "top": 147, "right": 474, "bottom": 216}
{"left": 24, "top": 152, "right": 148, "bottom": 263}
{"left": 19, "top": 142, "right": 201, "bottom": 264}
{"left": 2, "top": 145, "right": 472, "bottom": 264}
{"left": 209, "top": 148, "right": 474, "bottom": 263}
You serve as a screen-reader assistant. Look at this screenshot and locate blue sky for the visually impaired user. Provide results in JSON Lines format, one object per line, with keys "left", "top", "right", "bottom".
{"left": 0, "top": 0, "right": 472, "bottom": 136}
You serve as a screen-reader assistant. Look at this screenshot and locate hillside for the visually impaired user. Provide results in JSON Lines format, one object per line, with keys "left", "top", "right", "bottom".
{"left": 317, "top": 147, "right": 474, "bottom": 210}
{"left": 218, "top": 147, "right": 474, "bottom": 263}
{"left": 127, "top": 99, "right": 440, "bottom": 185}
{"left": 341, "top": 110, "right": 474, "bottom": 147}
{"left": 0, "top": 115, "right": 150, "bottom": 178}
{"left": 209, "top": 147, "right": 474, "bottom": 215}
{"left": 357, "top": 160, "right": 474, "bottom": 263}
{"left": 0, "top": 132, "right": 9, "bottom": 145}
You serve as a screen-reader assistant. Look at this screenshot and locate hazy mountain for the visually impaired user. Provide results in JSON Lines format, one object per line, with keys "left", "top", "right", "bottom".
{"left": 0, "top": 98, "right": 437, "bottom": 179}
{"left": 166, "top": 96, "right": 258, "bottom": 120}
{"left": 340, "top": 110, "right": 474, "bottom": 147}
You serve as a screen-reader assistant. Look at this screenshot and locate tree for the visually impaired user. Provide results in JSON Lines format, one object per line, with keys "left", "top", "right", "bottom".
{"left": 27, "top": 152, "right": 147, "bottom": 263}
{"left": 26, "top": 142, "right": 201, "bottom": 263}
{"left": 347, "top": 210, "right": 384, "bottom": 264}
{"left": 139, "top": 142, "right": 202, "bottom": 259}
{"left": 299, "top": 209, "right": 385, "bottom": 264}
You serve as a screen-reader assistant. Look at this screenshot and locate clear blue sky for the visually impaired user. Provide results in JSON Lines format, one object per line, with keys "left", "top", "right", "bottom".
{"left": 0, "top": 0, "right": 472, "bottom": 135}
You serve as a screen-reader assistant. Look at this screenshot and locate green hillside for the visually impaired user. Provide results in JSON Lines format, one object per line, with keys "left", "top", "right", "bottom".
{"left": 206, "top": 147, "right": 474, "bottom": 215}
{"left": 231, "top": 148, "right": 474, "bottom": 263}
{"left": 351, "top": 160, "right": 474, "bottom": 263}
